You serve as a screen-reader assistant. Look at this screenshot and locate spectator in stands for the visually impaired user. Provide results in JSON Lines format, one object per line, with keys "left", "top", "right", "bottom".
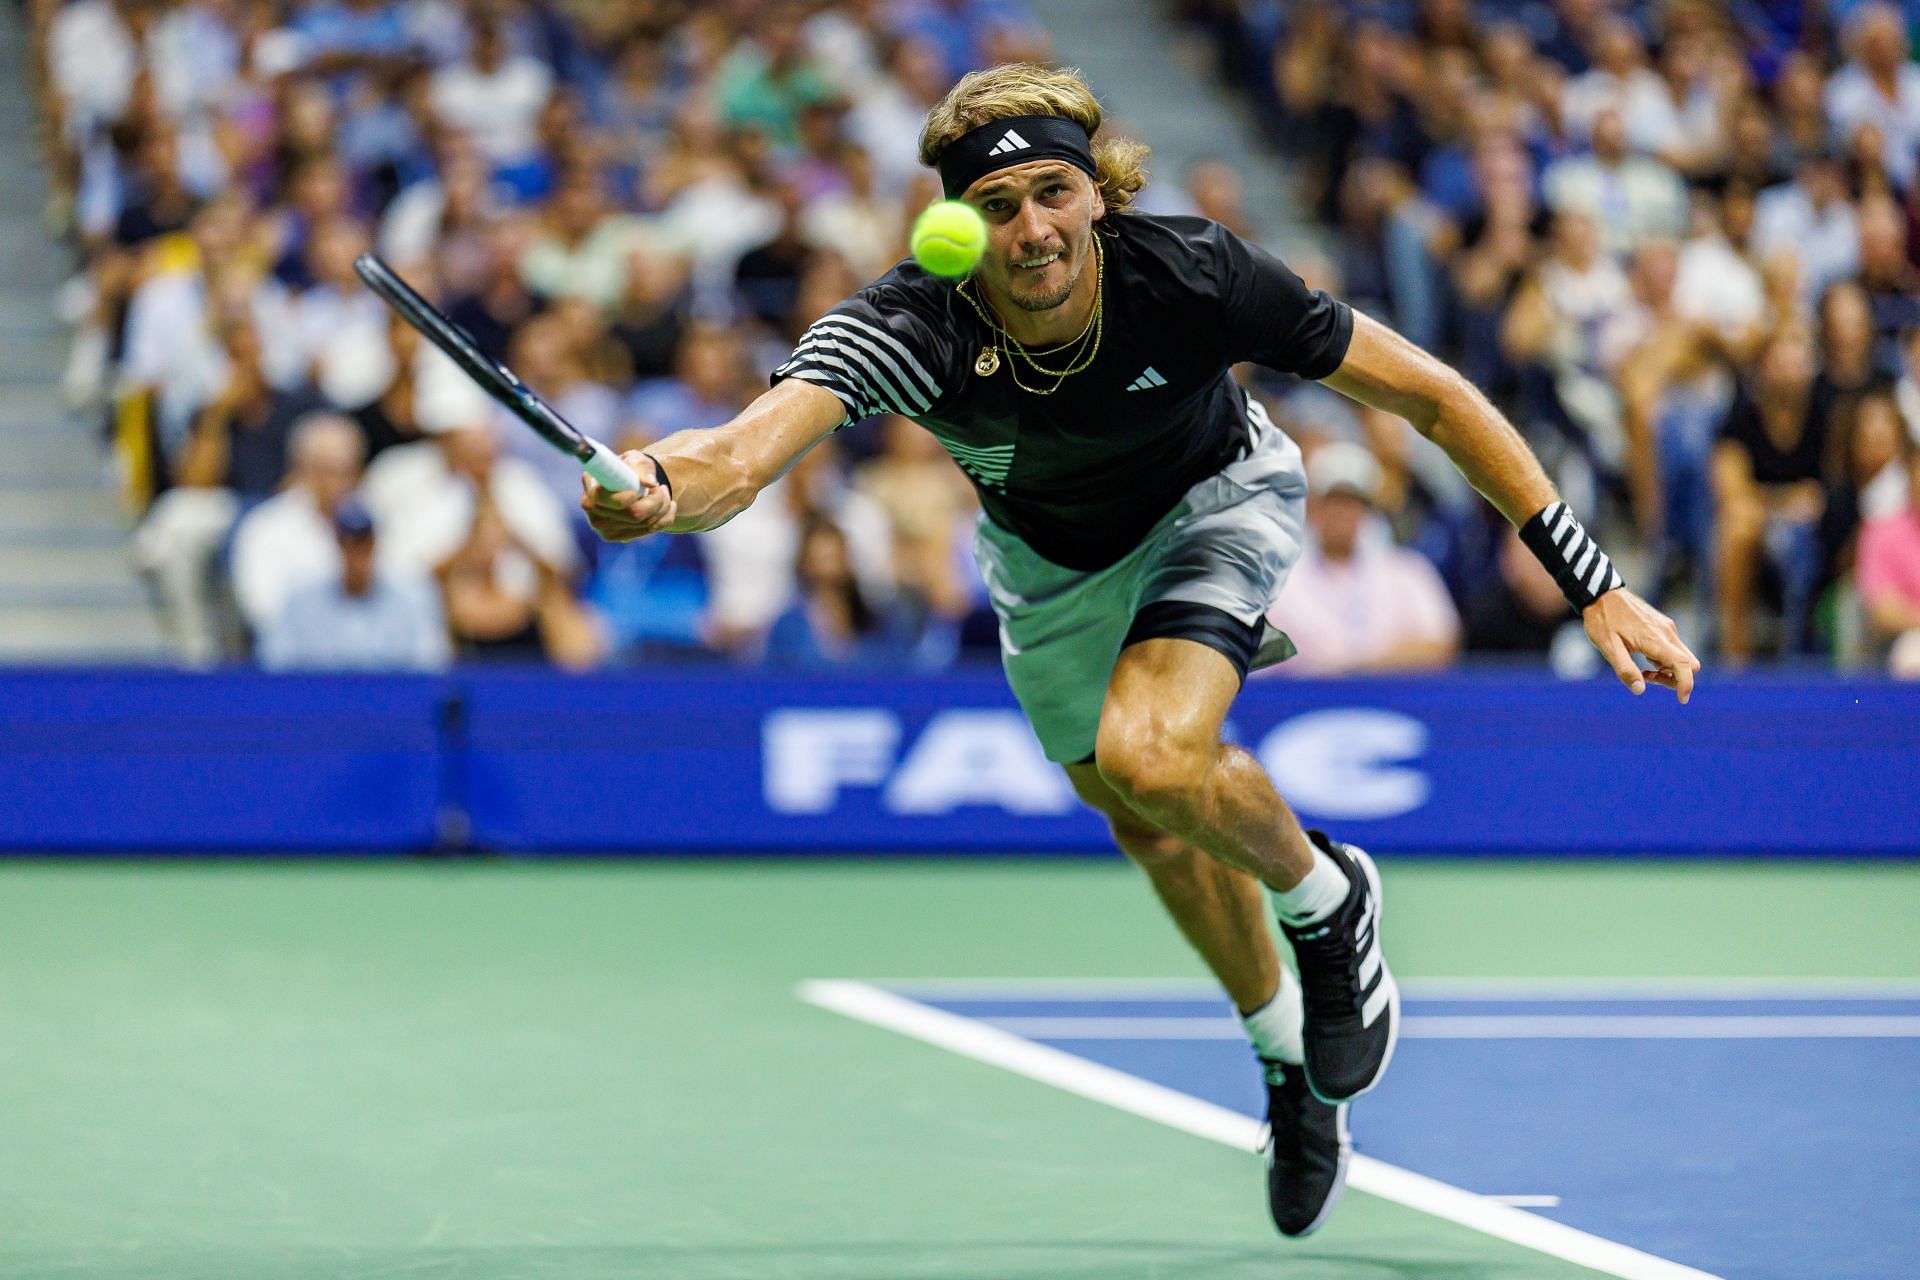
{"left": 701, "top": 437, "right": 895, "bottom": 655}
{"left": 1713, "top": 324, "right": 1833, "bottom": 658}
{"left": 845, "top": 37, "right": 948, "bottom": 192}
{"left": 856, "top": 415, "right": 978, "bottom": 659}
{"left": 111, "top": 126, "right": 200, "bottom": 250}
{"left": 428, "top": 11, "right": 553, "bottom": 181}
{"left": 1559, "top": 15, "right": 1670, "bottom": 149}
{"left": 520, "top": 166, "right": 653, "bottom": 312}
{"left": 1501, "top": 210, "right": 1632, "bottom": 493}
{"left": 1854, "top": 196, "right": 1920, "bottom": 375}
{"left": 1446, "top": 133, "right": 1544, "bottom": 395}
{"left": 172, "top": 316, "right": 327, "bottom": 501}
{"left": 627, "top": 324, "right": 755, "bottom": 441}
{"left": 257, "top": 496, "right": 449, "bottom": 672}
{"left": 1753, "top": 152, "right": 1861, "bottom": 308}
{"left": 735, "top": 179, "right": 818, "bottom": 330}
{"left": 230, "top": 412, "right": 367, "bottom": 639}
{"left": 134, "top": 314, "right": 329, "bottom": 667}
{"left": 1542, "top": 106, "right": 1689, "bottom": 259}
{"left": 764, "top": 516, "right": 901, "bottom": 668}
{"left": 1464, "top": 527, "right": 1588, "bottom": 663}
{"left": 711, "top": 2, "right": 836, "bottom": 148}
{"left": 366, "top": 374, "right": 579, "bottom": 591}
{"left": 1772, "top": 51, "right": 1833, "bottom": 170}
{"left": 434, "top": 485, "right": 604, "bottom": 670}
{"left": 1857, "top": 419, "right": 1920, "bottom": 674}
{"left": 1824, "top": 2, "right": 1920, "bottom": 193}
{"left": 893, "top": 0, "right": 1047, "bottom": 86}
{"left": 117, "top": 193, "right": 265, "bottom": 476}
{"left": 1264, "top": 442, "right": 1462, "bottom": 676}
{"left": 497, "top": 311, "right": 623, "bottom": 508}
{"left": 293, "top": 216, "right": 389, "bottom": 398}
{"left": 800, "top": 145, "right": 905, "bottom": 281}
{"left": 377, "top": 134, "right": 497, "bottom": 277}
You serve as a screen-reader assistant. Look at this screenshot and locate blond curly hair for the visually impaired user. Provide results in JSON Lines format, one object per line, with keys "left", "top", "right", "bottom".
{"left": 918, "top": 63, "right": 1149, "bottom": 212}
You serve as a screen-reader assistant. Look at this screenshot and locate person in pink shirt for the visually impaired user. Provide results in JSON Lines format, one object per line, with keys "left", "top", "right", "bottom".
{"left": 1857, "top": 425, "right": 1920, "bottom": 676}
{"left": 1263, "top": 442, "right": 1462, "bottom": 676}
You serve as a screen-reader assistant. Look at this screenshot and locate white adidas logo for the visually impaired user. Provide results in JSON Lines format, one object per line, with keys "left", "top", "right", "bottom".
{"left": 1126, "top": 366, "right": 1167, "bottom": 391}
{"left": 986, "top": 128, "right": 1032, "bottom": 156}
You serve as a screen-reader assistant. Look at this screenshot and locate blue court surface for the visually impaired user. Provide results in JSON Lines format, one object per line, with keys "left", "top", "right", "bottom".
{"left": 809, "top": 980, "right": 1920, "bottom": 1280}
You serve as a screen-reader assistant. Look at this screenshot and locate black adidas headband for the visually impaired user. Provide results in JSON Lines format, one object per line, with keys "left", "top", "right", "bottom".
{"left": 937, "top": 114, "right": 1097, "bottom": 200}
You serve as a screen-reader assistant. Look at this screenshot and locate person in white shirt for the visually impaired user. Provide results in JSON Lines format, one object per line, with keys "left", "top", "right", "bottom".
{"left": 292, "top": 217, "right": 392, "bottom": 401}
{"left": 1542, "top": 108, "right": 1689, "bottom": 260}
{"left": 1559, "top": 17, "right": 1674, "bottom": 150}
{"left": 1825, "top": 3, "right": 1920, "bottom": 192}
{"left": 361, "top": 363, "right": 579, "bottom": 584}
{"left": 428, "top": 12, "right": 552, "bottom": 170}
{"left": 1262, "top": 443, "right": 1462, "bottom": 677}
{"left": 257, "top": 497, "right": 451, "bottom": 672}
{"left": 1752, "top": 154, "right": 1861, "bottom": 308}
{"left": 229, "top": 414, "right": 367, "bottom": 636}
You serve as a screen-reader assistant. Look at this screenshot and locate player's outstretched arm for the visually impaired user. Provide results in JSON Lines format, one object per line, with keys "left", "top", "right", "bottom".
{"left": 1320, "top": 310, "right": 1701, "bottom": 702}
{"left": 580, "top": 379, "right": 847, "bottom": 541}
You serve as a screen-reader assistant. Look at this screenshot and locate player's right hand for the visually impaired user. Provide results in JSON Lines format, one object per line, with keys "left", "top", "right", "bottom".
{"left": 581, "top": 450, "right": 677, "bottom": 542}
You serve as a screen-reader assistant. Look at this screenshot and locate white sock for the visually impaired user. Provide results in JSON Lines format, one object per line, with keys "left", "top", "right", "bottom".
{"left": 1269, "top": 846, "right": 1350, "bottom": 926}
{"left": 1239, "top": 965, "right": 1304, "bottom": 1064}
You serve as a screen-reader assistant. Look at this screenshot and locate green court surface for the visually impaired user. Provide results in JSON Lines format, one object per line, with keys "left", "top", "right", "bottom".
{"left": 2, "top": 858, "right": 1916, "bottom": 1280}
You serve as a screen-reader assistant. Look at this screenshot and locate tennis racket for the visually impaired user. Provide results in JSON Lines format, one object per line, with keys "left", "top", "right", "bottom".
{"left": 353, "top": 253, "right": 647, "bottom": 495}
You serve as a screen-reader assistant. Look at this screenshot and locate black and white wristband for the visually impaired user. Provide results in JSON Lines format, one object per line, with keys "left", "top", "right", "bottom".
{"left": 644, "top": 453, "right": 672, "bottom": 498}
{"left": 1519, "top": 501, "right": 1623, "bottom": 612}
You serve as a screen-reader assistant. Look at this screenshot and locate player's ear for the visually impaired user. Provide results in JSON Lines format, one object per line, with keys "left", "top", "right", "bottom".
{"left": 1089, "top": 181, "right": 1106, "bottom": 223}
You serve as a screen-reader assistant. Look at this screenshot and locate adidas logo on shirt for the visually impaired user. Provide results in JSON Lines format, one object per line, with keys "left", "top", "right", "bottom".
{"left": 986, "top": 128, "right": 1032, "bottom": 156}
{"left": 1126, "top": 366, "right": 1168, "bottom": 391}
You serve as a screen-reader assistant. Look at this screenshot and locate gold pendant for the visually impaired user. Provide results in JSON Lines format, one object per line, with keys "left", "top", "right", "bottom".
{"left": 974, "top": 347, "right": 1000, "bottom": 377}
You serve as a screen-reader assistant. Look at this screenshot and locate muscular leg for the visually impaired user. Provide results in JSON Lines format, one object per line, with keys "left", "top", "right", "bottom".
{"left": 1093, "top": 637, "right": 1318, "bottom": 891}
{"left": 1065, "top": 761, "right": 1281, "bottom": 1014}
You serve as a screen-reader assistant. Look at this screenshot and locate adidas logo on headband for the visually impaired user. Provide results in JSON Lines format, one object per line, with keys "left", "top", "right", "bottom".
{"left": 986, "top": 128, "right": 1032, "bottom": 156}
{"left": 939, "top": 115, "right": 1095, "bottom": 198}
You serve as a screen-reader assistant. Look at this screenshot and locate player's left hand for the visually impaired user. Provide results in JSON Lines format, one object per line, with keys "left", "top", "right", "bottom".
{"left": 1582, "top": 589, "right": 1701, "bottom": 703}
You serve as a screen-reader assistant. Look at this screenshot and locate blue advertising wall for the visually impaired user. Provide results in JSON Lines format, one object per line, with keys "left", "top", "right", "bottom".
{"left": 1, "top": 669, "right": 1915, "bottom": 856}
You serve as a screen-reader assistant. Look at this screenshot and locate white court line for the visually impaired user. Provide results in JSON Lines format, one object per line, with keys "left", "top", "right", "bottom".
{"left": 877, "top": 975, "right": 1920, "bottom": 1000}
{"left": 974, "top": 1015, "right": 1920, "bottom": 1040}
{"left": 1401, "top": 1015, "right": 1920, "bottom": 1039}
{"left": 1493, "top": 1195, "right": 1565, "bottom": 1209}
{"left": 800, "top": 979, "right": 1723, "bottom": 1280}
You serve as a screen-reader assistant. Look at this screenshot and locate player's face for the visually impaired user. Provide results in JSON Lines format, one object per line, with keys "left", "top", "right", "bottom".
{"left": 965, "top": 163, "right": 1105, "bottom": 314}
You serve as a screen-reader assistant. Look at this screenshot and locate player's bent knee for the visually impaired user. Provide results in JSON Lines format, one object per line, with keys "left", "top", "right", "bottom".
{"left": 1094, "top": 734, "right": 1209, "bottom": 823}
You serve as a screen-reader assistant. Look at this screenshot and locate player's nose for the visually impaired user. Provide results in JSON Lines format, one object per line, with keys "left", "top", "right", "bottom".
{"left": 1012, "top": 200, "right": 1053, "bottom": 251}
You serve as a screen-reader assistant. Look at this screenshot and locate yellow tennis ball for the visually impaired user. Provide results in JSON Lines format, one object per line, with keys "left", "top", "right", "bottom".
{"left": 910, "top": 200, "right": 988, "bottom": 278}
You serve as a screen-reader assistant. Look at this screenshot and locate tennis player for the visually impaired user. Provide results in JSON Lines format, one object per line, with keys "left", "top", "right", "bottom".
{"left": 584, "top": 64, "right": 1700, "bottom": 1237}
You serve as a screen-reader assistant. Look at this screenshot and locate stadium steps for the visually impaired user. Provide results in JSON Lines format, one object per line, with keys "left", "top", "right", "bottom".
{"left": 1025, "top": 0, "right": 1321, "bottom": 257}
{"left": 0, "top": 4, "right": 164, "bottom": 664}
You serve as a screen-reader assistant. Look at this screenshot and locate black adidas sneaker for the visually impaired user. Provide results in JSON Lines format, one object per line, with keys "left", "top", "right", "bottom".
{"left": 1280, "top": 831, "right": 1399, "bottom": 1103}
{"left": 1259, "top": 1055, "right": 1350, "bottom": 1238}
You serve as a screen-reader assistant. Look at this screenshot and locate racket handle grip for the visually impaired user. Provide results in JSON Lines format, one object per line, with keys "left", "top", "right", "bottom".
{"left": 583, "top": 439, "right": 644, "bottom": 494}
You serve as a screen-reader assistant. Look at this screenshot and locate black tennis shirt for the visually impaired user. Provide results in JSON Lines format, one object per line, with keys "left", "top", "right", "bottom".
{"left": 772, "top": 213, "right": 1354, "bottom": 571}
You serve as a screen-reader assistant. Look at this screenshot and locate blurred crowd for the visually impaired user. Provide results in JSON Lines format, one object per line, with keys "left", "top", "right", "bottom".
{"left": 1193, "top": 0, "right": 1920, "bottom": 674}
{"left": 28, "top": 0, "right": 1920, "bottom": 677}
{"left": 32, "top": 0, "right": 1047, "bottom": 671}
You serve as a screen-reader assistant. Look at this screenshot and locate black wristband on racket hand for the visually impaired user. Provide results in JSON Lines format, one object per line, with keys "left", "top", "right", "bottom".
{"left": 1519, "top": 501, "right": 1624, "bottom": 612}
{"left": 644, "top": 453, "right": 672, "bottom": 499}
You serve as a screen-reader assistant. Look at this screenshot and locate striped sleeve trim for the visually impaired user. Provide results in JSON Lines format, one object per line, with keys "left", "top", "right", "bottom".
{"left": 1520, "top": 501, "right": 1624, "bottom": 611}
{"left": 773, "top": 312, "right": 945, "bottom": 420}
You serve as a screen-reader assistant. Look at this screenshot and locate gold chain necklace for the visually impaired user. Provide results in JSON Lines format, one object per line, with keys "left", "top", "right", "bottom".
{"left": 957, "top": 235, "right": 1105, "bottom": 395}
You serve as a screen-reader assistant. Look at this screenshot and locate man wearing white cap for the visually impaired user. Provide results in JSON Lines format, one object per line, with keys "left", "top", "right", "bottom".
{"left": 1265, "top": 442, "right": 1461, "bottom": 676}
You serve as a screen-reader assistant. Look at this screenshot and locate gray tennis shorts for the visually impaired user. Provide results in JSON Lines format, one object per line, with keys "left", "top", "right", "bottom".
{"left": 974, "top": 400, "right": 1307, "bottom": 764}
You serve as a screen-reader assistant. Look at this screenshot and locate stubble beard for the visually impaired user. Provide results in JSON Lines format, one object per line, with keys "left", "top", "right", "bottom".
{"left": 1007, "top": 251, "right": 1082, "bottom": 312}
